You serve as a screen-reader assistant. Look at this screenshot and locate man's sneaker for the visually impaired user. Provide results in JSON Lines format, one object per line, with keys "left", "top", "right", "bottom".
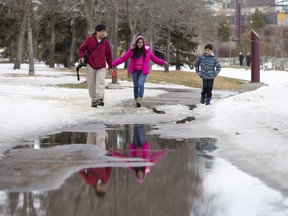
{"left": 95, "top": 98, "right": 104, "bottom": 106}
{"left": 91, "top": 101, "right": 97, "bottom": 107}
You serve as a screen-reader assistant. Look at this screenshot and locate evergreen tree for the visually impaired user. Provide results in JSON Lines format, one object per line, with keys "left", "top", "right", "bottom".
{"left": 0, "top": 2, "right": 21, "bottom": 61}
{"left": 154, "top": 30, "right": 198, "bottom": 70}
{"left": 250, "top": 8, "right": 266, "bottom": 31}
{"left": 37, "top": 15, "right": 86, "bottom": 67}
{"left": 217, "top": 14, "right": 231, "bottom": 42}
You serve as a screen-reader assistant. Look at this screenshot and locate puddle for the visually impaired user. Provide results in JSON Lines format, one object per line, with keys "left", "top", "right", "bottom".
{"left": 0, "top": 124, "right": 288, "bottom": 216}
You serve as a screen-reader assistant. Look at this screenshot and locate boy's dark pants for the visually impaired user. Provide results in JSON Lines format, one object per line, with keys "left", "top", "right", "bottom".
{"left": 202, "top": 79, "right": 214, "bottom": 97}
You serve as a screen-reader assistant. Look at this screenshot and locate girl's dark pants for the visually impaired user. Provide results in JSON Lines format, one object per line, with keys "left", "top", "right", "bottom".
{"left": 202, "top": 79, "right": 214, "bottom": 97}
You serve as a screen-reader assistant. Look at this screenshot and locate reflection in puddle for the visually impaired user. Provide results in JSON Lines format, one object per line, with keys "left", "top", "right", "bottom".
{"left": 78, "top": 124, "right": 167, "bottom": 196}
{"left": 79, "top": 167, "right": 112, "bottom": 197}
{"left": 0, "top": 124, "right": 288, "bottom": 216}
{"left": 111, "top": 124, "right": 167, "bottom": 184}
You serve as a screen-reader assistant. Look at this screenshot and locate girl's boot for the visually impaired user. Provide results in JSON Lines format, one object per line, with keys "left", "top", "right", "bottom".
{"left": 136, "top": 97, "right": 142, "bottom": 108}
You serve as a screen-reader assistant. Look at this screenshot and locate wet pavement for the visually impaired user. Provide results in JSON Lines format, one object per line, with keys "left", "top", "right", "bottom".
{"left": 1, "top": 124, "right": 288, "bottom": 216}
{"left": 120, "top": 86, "right": 238, "bottom": 108}
{"left": 1, "top": 88, "right": 288, "bottom": 215}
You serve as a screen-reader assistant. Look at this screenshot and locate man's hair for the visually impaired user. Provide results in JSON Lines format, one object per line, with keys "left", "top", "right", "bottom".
{"left": 204, "top": 44, "right": 213, "bottom": 50}
{"left": 95, "top": 190, "right": 106, "bottom": 197}
{"left": 94, "top": 183, "right": 106, "bottom": 197}
{"left": 95, "top": 24, "right": 106, "bottom": 32}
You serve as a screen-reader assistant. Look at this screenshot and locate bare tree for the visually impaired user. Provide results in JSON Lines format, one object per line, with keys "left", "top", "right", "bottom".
{"left": 13, "top": 0, "right": 27, "bottom": 70}
{"left": 13, "top": 0, "right": 34, "bottom": 74}
{"left": 63, "top": 0, "right": 108, "bottom": 35}
{"left": 265, "top": 25, "right": 288, "bottom": 58}
{"left": 155, "top": 0, "right": 206, "bottom": 71}
{"left": 26, "top": 6, "right": 34, "bottom": 75}
{"left": 67, "top": 19, "right": 76, "bottom": 68}
{"left": 49, "top": 15, "right": 56, "bottom": 68}
{"left": 38, "top": 0, "right": 62, "bottom": 68}
{"left": 111, "top": 0, "right": 119, "bottom": 83}
{"left": 62, "top": 0, "right": 109, "bottom": 68}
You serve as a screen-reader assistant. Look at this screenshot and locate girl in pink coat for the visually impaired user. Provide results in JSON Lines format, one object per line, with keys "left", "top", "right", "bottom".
{"left": 112, "top": 35, "right": 167, "bottom": 107}
{"left": 111, "top": 124, "right": 167, "bottom": 184}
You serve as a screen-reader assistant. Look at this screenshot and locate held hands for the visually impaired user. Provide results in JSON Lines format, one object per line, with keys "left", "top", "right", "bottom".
{"left": 161, "top": 62, "right": 168, "bottom": 68}
{"left": 107, "top": 148, "right": 113, "bottom": 156}
{"left": 110, "top": 69, "right": 117, "bottom": 78}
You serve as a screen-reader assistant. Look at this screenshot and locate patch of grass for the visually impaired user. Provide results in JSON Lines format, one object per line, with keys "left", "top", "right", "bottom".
{"left": 114, "top": 69, "right": 246, "bottom": 90}
{"left": 58, "top": 82, "right": 87, "bottom": 89}
{"left": 62, "top": 68, "right": 247, "bottom": 90}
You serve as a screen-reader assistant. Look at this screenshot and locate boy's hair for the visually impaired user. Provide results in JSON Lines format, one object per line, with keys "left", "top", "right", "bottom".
{"left": 204, "top": 44, "right": 213, "bottom": 50}
{"left": 95, "top": 24, "right": 106, "bottom": 32}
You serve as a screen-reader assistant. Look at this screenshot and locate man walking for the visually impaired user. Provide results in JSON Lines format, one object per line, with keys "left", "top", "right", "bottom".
{"left": 239, "top": 52, "right": 244, "bottom": 66}
{"left": 78, "top": 24, "right": 113, "bottom": 107}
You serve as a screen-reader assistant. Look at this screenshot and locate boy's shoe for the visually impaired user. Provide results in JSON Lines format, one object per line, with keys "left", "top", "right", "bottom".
{"left": 200, "top": 95, "right": 206, "bottom": 104}
{"left": 206, "top": 97, "right": 211, "bottom": 105}
{"left": 95, "top": 98, "right": 104, "bottom": 106}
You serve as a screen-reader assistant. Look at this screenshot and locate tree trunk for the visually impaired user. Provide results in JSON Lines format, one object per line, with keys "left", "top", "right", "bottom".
{"left": 13, "top": 1, "right": 27, "bottom": 70}
{"left": 10, "top": 40, "right": 15, "bottom": 63}
{"left": 176, "top": 49, "right": 181, "bottom": 70}
{"left": 125, "top": 34, "right": 132, "bottom": 78}
{"left": 68, "top": 19, "right": 76, "bottom": 69}
{"left": 49, "top": 15, "right": 55, "bottom": 68}
{"left": 86, "top": 18, "right": 94, "bottom": 36}
{"left": 83, "top": 0, "right": 96, "bottom": 35}
{"left": 126, "top": 0, "right": 138, "bottom": 77}
{"left": 27, "top": 7, "right": 34, "bottom": 76}
{"left": 149, "top": 38, "right": 153, "bottom": 71}
{"left": 165, "top": 29, "right": 171, "bottom": 72}
{"left": 111, "top": 0, "right": 118, "bottom": 84}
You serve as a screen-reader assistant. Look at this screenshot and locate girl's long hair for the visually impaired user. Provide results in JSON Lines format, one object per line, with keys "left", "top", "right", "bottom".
{"left": 132, "top": 38, "right": 146, "bottom": 58}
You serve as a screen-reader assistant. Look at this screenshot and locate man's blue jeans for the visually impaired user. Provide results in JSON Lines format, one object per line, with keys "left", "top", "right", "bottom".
{"left": 132, "top": 70, "right": 147, "bottom": 99}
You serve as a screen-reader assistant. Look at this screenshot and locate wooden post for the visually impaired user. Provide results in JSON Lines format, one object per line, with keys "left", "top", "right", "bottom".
{"left": 251, "top": 30, "right": 260, "bottom": 82}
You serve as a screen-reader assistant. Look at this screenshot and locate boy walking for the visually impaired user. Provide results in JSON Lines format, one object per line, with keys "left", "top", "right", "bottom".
{"left": 194, "top": 44, "right": 221, "bottom": 105}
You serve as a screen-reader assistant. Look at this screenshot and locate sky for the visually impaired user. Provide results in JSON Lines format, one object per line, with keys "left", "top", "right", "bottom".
{"left": 1, "top": 62, "right": 288, "bottom": 195}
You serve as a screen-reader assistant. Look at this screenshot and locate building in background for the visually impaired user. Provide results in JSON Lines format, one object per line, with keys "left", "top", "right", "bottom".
{"left": 212, "top": 0, "right": 288, "bottom": 26}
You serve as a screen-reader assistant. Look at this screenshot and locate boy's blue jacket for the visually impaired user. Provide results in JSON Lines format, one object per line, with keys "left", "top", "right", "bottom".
{"left": 194, "top": 53, "right": 221, "bottom": 79}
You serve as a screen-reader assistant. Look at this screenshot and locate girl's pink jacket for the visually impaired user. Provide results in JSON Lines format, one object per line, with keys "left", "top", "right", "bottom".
{"left": 111, "top": 143, "right": 167, "bottom": 172}
{"left": 112, "top": 45, "right": 166, "bottom": 75}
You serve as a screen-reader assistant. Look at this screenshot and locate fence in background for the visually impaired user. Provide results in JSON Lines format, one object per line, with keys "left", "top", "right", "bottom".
{"left": 218, "top": 57, "right": 288, "bottom": 71}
